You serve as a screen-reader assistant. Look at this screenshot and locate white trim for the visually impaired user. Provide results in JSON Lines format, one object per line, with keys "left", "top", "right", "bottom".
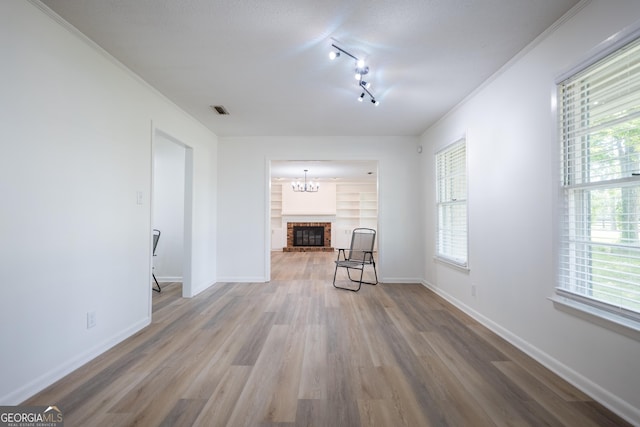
{"left": 1, "top": 318, "right": 149, "bottom": 405}
{"left": 155, "top": 276, "right": 183, "bottom": 283}
{"left": 423, "top": 0, "right": 592, "bottom": 135}
{"left": 556, "top": 21, "right": 640, "bottom": 83}
{"left": 152, "top": 128, "right": 195, "bottom": 298}
{"left": 421, "top": 279, "right": 640, "bottom": 425}
{"left": 421, "top": 280, "right": 640, "bottom": 424}
{"left": 191, "top": 279, "right": 218, "bottom": 297}
{"left": 265, "top": 157, "right": 382, "bottom": 282}
{"left": 433, "top": 256, "right": 470, "bottom": 273}
{"left": 380, "top": 277, "right": 423, "bottom": 284}
{"left": 549, "top": 295, "right": 640, "bottom": 340}
{"left": 216, "top": 276, "right": 268, "bottom": 283}
{"left": 435, "top": 137, "right": 468, "bottom": 267}
{"left": 265, "top": 158, "right": 272, "bottom": 282}
{"left": 29, "top": 0, "right": 211, "bottom": 133}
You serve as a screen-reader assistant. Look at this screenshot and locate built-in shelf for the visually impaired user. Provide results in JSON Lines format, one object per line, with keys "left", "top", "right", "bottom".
{"left": 271, "top": 184, "right": 282, "bottom": 230}
{"left": 335, "top": 183, "right": 378, "bottom": 232}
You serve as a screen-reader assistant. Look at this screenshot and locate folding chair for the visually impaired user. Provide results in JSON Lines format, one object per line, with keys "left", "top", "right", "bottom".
{"left": 152, "top": 229, "right": 161, "bottom": 292}
{"left": 333, "top": 228, "right": 378, "bottom": 292}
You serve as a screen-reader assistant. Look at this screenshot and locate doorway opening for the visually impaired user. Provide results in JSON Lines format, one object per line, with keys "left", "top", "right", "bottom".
{"left": 266, "top": 160, "right": 379, "bottom": 281}
{"left": 152, "top": 129, "right": 193, "bottom": 304}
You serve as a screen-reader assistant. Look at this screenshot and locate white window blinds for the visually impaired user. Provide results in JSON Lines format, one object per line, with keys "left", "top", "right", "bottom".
{"left": 558, "top": 36, "right": 640, "bottom": 319}
{"left": 436, "top": 139, "right": 468, "bottom": 267}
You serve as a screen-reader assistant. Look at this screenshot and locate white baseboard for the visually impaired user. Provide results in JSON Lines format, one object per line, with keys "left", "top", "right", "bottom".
{"left": 155, "top": 276, "right": 182, "bottom": 283}
{"left": 215, "top": 276, "right": 267, "bottom": 283}
{"left": 1, "top": 317, "right": 150, "bottom": 405}
{"left": 380, "top": 277, "right": 423, "bottom": 284}
{"left": 190, "top": 280, "right": 216, "bottom": 297}
{"left": 420, "top": 280, "right": 640, "bottom": 426}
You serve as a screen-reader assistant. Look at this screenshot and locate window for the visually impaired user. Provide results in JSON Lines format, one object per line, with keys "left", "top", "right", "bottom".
{"left": 436, "top": 138, "right": 468, "bottom": 267}
{"left": 558, "top": 36, "right": 640, "bottom": 321}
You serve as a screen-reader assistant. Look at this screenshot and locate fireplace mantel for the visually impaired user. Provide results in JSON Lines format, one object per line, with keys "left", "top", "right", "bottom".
{"left": 282, "top": 215, "right": 336, "bottom": 223}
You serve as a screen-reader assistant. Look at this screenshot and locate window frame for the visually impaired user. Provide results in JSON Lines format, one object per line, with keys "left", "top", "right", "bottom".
{"left": 435, "top": 137, "right": 469, "bottom": 269}
{"left": 555, "top": 32, "right": 640, "bottom": 330}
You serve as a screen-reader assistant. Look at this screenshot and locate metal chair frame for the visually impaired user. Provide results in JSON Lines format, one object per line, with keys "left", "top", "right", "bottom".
{"left": 333, "top": 228, "right": 378, "bottom": 292}
{"left": 152, "top": 229, "right": 161, "bottom": 292}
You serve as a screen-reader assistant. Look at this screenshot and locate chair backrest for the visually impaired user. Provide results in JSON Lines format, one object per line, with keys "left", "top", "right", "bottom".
{"left": 152, "top": 229, "right": 161, "bottom": 256}
{"left": 347, "top": 228, "right": 376, "bottom": 263}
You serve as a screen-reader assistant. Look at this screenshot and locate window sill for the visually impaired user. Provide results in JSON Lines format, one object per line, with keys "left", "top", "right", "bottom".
{"left": 549, "top": 295, "right": 640, "bottom": 342}
{"left": 433, "top": 256, "right": 470, "bottom": 273}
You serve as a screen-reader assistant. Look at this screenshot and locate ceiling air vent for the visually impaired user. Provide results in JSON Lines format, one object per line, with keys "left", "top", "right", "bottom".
{"left": 210, "top": 105, "right": 229, "bottom": 115}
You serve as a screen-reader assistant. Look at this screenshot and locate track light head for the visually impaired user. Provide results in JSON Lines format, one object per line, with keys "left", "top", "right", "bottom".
{"left": 371, "top": 99, "right": 379, "bottom": 106}
{"left": 355, "top": 65, "right": 369, "bottom": 76}
{"left": 360, "top": 80, "right": 371, "bottom": 89}
{"left": 358, "top": 93, "right": 365, "bottom": 102}
{"left": 329, "top": 51, "right": 340, "bottom": 60}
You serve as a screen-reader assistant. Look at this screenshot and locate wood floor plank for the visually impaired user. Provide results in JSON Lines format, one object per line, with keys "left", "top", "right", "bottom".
{"left": 21, "top": 252, "right": 631, "bottom": 427}
{"left": 425, "top": 330, "right": 547, "bottom": 427}
{"left": 294, "top": 399, "right": 327, "bottom": 427}
{"left": 263, "top": 328, "right": 306, "bottom": 423}
{"left": 231, "top": 311, "right": 278, "bottom": 366}
{"left": 298, "top": 324, "right": 327, "bottom": 400}
{"left": 374, "top": 364, "right": 433, "bottom": 427}
{"left": 468, "top": 323, "right": 593, "bottom": 402}
{"left": 417, "top": 354, "right": 496, "bottom": 426}
{"left": 493, "top": 360, "right": 611, "bottom": 427}
{"left": 157, "top": 398, "right": 207, "bottom": 427}
{"left": 357, "top": 399, "right": 405, "bottom": 427}
{"left": 191, "top": 365, "right": 252, "bottom": 427}
{"left": 225, "top": 325, "right": 290, "bottom": 426}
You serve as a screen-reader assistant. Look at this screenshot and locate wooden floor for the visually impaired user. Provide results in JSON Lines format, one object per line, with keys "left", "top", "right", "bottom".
{"left": 25, "top": 252, "right": 629, "bottom": 426}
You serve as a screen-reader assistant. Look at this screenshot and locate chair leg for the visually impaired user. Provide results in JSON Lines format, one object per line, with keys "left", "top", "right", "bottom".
{"left": 153, "top": 273, "right": 161, "bottom": 293}
{"left": 370, "top": 261, "right": 378, "bottom": 285}
{"left": 346, "top": 265, "right": 378, "bottom": 286}
{"left": 333, "top": 265, "right": 362, "bottom": 292}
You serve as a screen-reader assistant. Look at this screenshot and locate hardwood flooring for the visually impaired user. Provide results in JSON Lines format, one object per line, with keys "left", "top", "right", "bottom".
{"left": 24, "top": 251, "right": 630, "bottom": 426}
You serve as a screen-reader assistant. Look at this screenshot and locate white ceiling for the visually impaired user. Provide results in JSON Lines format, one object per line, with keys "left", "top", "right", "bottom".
{"left": 271, "top": 160, "right": 377, "bottom": 182}
{"left": 39, "top": 0, "right": 580, "bottom": 139}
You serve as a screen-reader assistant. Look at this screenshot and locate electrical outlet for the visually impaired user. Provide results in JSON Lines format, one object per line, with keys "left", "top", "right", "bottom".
{"left": 471, "top": 284, "right": 477, "bottom": 297}
{"left": 87, "top": 311, "right": 96, "bottom": 329}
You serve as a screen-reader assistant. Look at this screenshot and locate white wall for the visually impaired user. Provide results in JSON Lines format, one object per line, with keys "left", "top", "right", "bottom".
{"left": 0, "top": 1, "right": 217, "bottom": 404}
{"left": 217, "top": 136, "right": 422, "bottom": 283}
{"left": 282, "top": 182, "right": 337, "bottom": 215}
{"left": 420, "top": 1, "right": 640, "bottom": 423}
{"left": 153, "top": 135, "right": 185, "bottom": 282}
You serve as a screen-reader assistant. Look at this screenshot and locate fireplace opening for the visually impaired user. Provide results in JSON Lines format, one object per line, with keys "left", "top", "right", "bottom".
{"left": 293, "top": 226, "right": 324, "bottom": 247}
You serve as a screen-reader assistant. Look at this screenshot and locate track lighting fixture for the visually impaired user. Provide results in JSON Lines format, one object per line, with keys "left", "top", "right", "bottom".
{"left": 329, "top": 43, "right": 380, "bottom": 106}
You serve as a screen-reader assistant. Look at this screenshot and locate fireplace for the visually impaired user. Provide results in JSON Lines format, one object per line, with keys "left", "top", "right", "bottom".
{"left": 293, "top": 226, "right": 324, "bottom": 247}
{"left": 284, "top": 222, "right": 333, "bottom": 252}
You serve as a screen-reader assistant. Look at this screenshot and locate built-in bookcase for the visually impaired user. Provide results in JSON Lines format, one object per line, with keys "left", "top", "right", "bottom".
{"left": 334, "top": 182, "right": 378, "bottom": 248}
{"left": 271, "top": 184, "right": 282, "bottom": 229}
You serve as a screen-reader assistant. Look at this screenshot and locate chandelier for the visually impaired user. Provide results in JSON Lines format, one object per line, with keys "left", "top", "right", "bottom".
{"left": 292, "top": 169, "right": 319, "bottom": 192}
